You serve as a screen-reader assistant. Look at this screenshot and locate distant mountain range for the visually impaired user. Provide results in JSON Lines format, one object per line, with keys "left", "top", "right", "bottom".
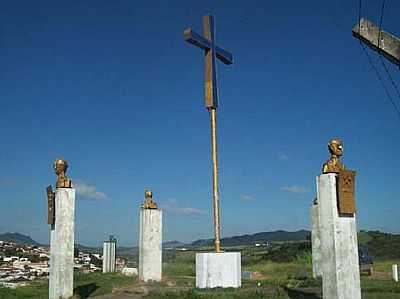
{"left": 190, "top": 230, "right": 311, "bottom": 247}
{"left": 0, "top": 232, "right": 40, "bottom": 246}
{"left": 0, "top": 230, "right": 310, "bottom": 248}
{"left": 2, "top": 230, "right": 398, "bottom": 259}
{"left": 163, "top": 240, "right": 187, "bottom": 248}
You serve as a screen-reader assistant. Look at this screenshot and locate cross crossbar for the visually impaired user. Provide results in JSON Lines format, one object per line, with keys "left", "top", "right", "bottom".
{"left": 352, "top": 18, "right": 400, "bottom": 66}
{"left": 184, "top": 28, "right": 233, "bottom": 65}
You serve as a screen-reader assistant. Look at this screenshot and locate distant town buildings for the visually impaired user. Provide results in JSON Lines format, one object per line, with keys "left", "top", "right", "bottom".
{"left": 0, "top": 240, "right": 125, "bottom": 289}
{"left": 0, "top": 241, "right": 49, "bottom": 288}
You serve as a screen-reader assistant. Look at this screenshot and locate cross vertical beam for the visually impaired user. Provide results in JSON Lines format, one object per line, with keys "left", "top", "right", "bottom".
{"left": 184, "top": 15, "right": 233, "bottom": 253}
{"left": 203, "top": 15, "right": 219, "bottom": 109}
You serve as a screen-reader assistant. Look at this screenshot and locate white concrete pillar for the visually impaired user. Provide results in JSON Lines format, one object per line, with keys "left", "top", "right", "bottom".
{"left": 317, "top": 174, "right": 361, "bottom": 299}
{"left": 102, "top": 242, "right": 109, "bottom": 273}
{"left": 139, "top": 208, "right": 162, "bottom": 282}
{"left": 103, "top": 240, "right": 116, "bottom": 273}
{"left": 393, "top": 264, "right": 399, "bottom": 282}
{"left": 311, "top": 201, "right": 323, "bottom": 278}
{"left": 196, "top": 252, "right": 241, "bottom": 288}
{"left": 110, "top": 241, "right": 116, "bottom": 272}
{"left": 49, "top": 188, "right": 75, "bottom": 299}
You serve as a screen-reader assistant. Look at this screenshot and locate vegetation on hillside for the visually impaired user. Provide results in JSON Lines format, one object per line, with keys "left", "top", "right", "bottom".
{"left": 0, "top": 233, "right": 39, "bottom": 245}
{"left": 360, "top": 231, "right": 400, "bottom": 260}
{"left": 191, "top": 230, "right": 311, "bottom": 247}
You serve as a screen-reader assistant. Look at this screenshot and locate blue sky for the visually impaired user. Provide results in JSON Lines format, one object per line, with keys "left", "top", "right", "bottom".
{"left": 1, "top": 0, "right": 399, "bottom": 246}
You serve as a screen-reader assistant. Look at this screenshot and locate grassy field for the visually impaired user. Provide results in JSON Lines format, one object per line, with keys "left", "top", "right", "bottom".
{"left": 0, "top": 272, "right": 133, "bottom": 299}
{"left": 145, "top": 288, "right": 287, "bottom": 299}
{"left": 160, "top": 248, "right": 400, "bottom": 299}
{"left": 1, "top": 246, "right": 399, "bottom": 299}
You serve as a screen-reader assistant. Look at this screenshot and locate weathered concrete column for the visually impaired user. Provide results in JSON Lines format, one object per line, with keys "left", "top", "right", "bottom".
{"left": 139, "top": 208, "right": 162, "bottom": 282}
{"left": 49, "top": 188, "right": 75, "bottom": 299}
{"left": 317, "top": 174, "right": 361, "bottom": 299}
{"left": 102, "top": 237, "right": 116, "bottom": 273}
{"left": 311, "top": 199, "right": 323, "bottom": 278}
{"left": 393, "top": 264, "right": 399, "bottom": 282}
{"left": 196, "top": 252, "right": 241, "bottom": 288}
{"left": 102, "top": 242, "right": 109, "bottom": 273}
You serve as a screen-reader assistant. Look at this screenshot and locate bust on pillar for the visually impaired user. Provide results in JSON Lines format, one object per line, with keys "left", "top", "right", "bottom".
{"left": 47, "top": 159, "right": 75, "bottom": 299}
{"left": 139, "top": 190, "right": 162, "bottom": 282}
{"left": 312, "top": 139, "right": 361, "bottom": 299}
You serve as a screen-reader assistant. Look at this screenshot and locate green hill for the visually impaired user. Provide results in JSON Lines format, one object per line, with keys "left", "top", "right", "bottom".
{"left": 191, "top": 230, "right": 311, "bottom": 247}
{"left": 0, "top": 232, "right": 40, "bottom": 245}
{"left": 360, "top": 230, "right": 400, "bottom": 259}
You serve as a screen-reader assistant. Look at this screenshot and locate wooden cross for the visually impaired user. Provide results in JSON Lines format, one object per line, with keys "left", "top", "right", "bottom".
{"left": 184, "top": 15, "right": 233, "bottom": 109}
{"left": 184, "top": 15, "right": 233, "bottom": 253}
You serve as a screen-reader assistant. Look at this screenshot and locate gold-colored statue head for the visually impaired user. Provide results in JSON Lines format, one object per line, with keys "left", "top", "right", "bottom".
{"left": 54, "top": 159, "right": 68, "bottom": 176}
{"left": 322, "top": 138, "right": 346, "bottom": 174}
{"left": 142, "top": 189, "right": 158, "bottom": 209}
{"left": 328, "top": 138, "right": 344, "bottom": 157}
{"left": 145, "top": 190, "right": 153, "bottom": 199}
{"left": 53, "top": 158, "right": 72, "bottom": 188}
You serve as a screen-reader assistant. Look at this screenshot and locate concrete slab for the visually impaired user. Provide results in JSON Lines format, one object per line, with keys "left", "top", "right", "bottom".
{"left": 196, "top": 252, "right": 241, "bottom": 288}
{"left": 122, "top": 267, "right": 138, "bottom": 277}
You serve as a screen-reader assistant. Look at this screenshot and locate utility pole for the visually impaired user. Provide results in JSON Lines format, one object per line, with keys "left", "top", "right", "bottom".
{"left": 352, "top": 18, "right": 400, "bottom": 66}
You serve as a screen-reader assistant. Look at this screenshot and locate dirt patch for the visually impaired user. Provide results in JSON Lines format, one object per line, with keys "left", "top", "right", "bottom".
{"left": 371, "top": 270, "right": 392, "bottom": 280}
{"left": 251, "top": 271, "right": 266, "bottom": 280}
{"left": 91, "top": 282, "right": 192, "bottom": 299}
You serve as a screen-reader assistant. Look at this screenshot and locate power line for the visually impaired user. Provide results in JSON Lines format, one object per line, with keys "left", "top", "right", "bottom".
{"left": 357, "top": 0, "right": 400, "bottom": 120}
{"left": 377, "top": 0, "right": 400, "bottom": 110}
{"left": 379, "top": 57, "right": 400, "bottom": 99}
{"left": 360, "top": 42, "right": 400, "bottom": 119}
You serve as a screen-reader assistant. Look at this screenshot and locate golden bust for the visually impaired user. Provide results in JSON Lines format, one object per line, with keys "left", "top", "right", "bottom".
{"left": 54, "top": 159, "right": 73, "bottom": 188}
{"left": 322, "top": 138, "right": 346, "bottom": 174}
{"left": 142, "top": 190, "right": 158, "bottom": 209}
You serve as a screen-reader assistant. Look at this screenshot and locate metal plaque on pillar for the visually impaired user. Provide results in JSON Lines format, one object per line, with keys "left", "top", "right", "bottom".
{"left": 337, "top": 170, "right": 357, "bottom": 214}
{"left": 46, "top": 185, "right": 55, "bottom": 225}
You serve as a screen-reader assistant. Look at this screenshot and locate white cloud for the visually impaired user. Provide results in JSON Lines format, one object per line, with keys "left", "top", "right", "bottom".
{"left": 240, "top": 194, "right": 255, "bottom": 202}
{"left": 278, "top": 152, "right": 289, "bottom": 161}
{"left": 168, "top": 207, "right": 203, "bottom": 215}
{"left": 281, "top": 185, "right": 309, "bottom": 194}
{"left": 74, "top": 180, "right": 107, "bottom": 200}
{"left": 161, "top": 200, "right": 203, "bottom": 216}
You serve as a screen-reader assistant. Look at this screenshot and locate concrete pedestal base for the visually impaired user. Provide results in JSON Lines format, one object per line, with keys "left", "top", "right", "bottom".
{"left": 311, "top": 202, "right": 322, "bottom": 278}
{"left": 49, "top": 188, "right": 75, "bottom": 299}
{"left": 317, "top": 174, "right": 361, "bottom": 299}
{"left": 196, "top": 252, "right": 241, "bottom": 288}
{"left": 122, "top": 267, "right": 138, "bottom": 277}
{"left": 139, "top": 209, "right": 162, "bottom": 282}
